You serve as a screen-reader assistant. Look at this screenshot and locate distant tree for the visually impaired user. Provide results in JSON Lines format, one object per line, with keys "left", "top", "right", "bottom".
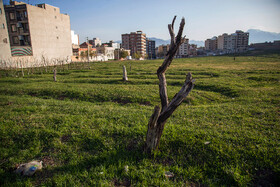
{"left": 120, "top": 51, "right": 129, "bottom": 59}
{"left": 145, "top": 54, "right": 149, "bottom": 59}
{"left": 133, "top": 52, "right": 141, "bottom": 59}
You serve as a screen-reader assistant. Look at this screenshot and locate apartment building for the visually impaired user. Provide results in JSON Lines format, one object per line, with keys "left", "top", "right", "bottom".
{"left": 0, "top": 0, "right": 11, "bottom": 61}
{"left": 1, "top": 1, "right": 72, "bottom": 67}
{"left": 176, "top": 39, "right": 189, "bottom": 58}
{"left": 205, "top": 37, "right": 218, "bottom": 51}
{"left": 146, "top": 39, "right": 156, "bottom": 59}
{"left": 217, "top": 30, "right": 249, "bottom": 54}
{"left": 188, "top": 44, "right": 197, "bottom": 57}
{"left": 121, "top": 31, "right": 146, "bottom": 58}
{"left": 235, "top": 30, "right": 249, "bottom": 53}
{"left": 156, "top": 44, "right": 170, "bottom": 58}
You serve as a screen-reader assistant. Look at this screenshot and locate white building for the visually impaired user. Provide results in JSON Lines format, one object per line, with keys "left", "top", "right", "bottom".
{"left": 177, "top": 39, "right": 189, "bottom": 58}
{"left": 90, "top": 37, "right": 101, "bottom": 47}
{"left": 71, "top": 30, "right": 79, "bottom": 45}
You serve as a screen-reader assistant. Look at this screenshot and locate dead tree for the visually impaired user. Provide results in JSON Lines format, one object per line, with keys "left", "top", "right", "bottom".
{"left": 145, "top": 16, "right": 195, "bottom": 153}
{"left": 123, "top": 65, "right": 128, "bottom": 81}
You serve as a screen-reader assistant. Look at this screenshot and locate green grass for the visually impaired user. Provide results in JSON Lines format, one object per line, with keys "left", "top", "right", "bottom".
{"left": 0, "top": 55, "right": 280, "bottom": 186}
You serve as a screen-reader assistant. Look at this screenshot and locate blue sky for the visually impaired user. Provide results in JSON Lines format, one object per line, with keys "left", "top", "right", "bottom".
{"left": 4, "top": 0, "right": 280, "bottom": 43}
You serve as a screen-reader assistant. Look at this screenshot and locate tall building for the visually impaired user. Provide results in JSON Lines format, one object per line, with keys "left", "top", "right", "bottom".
{"left": 176, "top": 39, "right": 189, "bottom": 58}
{"left": 235, "top": 30, "right": 249, "bottom": 53}
{"left": 217, "top": 30, "right": 249, "bottom": 53}
{"left": 121, "top": 31, "right": 146, "bottom": 58}
{"left": 1, "top": 1, "right": 72, "bottom": 66}
{"left": 0, "top": 0, "right": 11, "bottom": 61}
{"left": 205, "top": 37, "right": 218, "bottom": 51}
{"left": 146, "top": 39, "right": 156, "bottom": 59}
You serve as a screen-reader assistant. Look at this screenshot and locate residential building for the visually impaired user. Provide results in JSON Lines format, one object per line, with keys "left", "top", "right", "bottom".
{"left": 188, "top": 44, "right": 197, "bottom": 57}
{"left": 156, "top": 44, "right": 169, "bottom": 58}
{"left": 89, "top": 37, "right": 101, "bottom": 47}
{"left": 97, "top": 45, "right": 115, "bottom": 60}
{"left": 1, "top": 1, "right": 72, "bottom": 67}
{"left": 235, "top": 30, "right": 249, "bottom": 53}
{"left": 176, "top": 39, "right": 189, "bottom": 58}
{"left": 217, "top": 30, "right": 249, "bottom": 54}
{"left": 0, "top": 0, "right": 11, "bottom": 62}
{"left": 71, "top": 30, "right": 79, "bottom": 45}
{"left": 114, "top": 48, "right": 130, "bottom": 60}
{"left": 146, "top": 39, "right": 156, "bottom": 59}
{"left": 249, "top": 40, "right": 280, "bottom": 52}
{"left": 205, "top": 37, "right": 218, "bottom": 51}
{"left": 122, "top": 31, "right": 146, "bottom": 58}
{"left": 103, "top": 40, "right": 120, "bottom": 49}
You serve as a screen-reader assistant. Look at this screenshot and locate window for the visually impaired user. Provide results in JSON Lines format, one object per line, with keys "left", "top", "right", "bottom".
{"left": 0, "top": 8, "right": 2, "bottom": 14}
{"left": 9, "top": 12, "right": 15, "bottom": 20}
{"left": 2, "top": 23, "right": 5, "bottom": 29}
{"left": 13, "top": 36, "right": 19, "bottom": 44}
{"left": 11, "top": 24, "right": 17, "bottom": 32}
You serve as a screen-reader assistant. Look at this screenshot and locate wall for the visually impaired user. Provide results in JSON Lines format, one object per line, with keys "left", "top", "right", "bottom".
{"left": 0, "top": 0, "right": 11, "bottom": 62}
{"left": 26, "top": 3, "right": 72, "bottom": 63}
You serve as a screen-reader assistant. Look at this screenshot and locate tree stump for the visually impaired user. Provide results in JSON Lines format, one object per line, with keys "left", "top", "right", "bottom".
{"left": 53, "top": 68, "right": 57, "bottom": 82}
{"left": 123, "top": 65, "right": 128, "bottom": 81}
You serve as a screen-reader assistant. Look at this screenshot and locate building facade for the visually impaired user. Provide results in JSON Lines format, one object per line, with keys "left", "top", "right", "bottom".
{"left": 205, "top": 37, "right": 218, "bottom": 51}
{"left": 0, "top": 0, "right": 11, "bottom": 61}
{"left": 216, "top": 30, "right": 249, "bottom": 54}
{"left": 121, "top": 31, "right": 146, "bottom": 58}
{"left": 156, "top": 44, "right": 169, "bottom": 58}
{"left": 1, "top": 1, "right": 72, "bottom": 67}
{"left": 89, "top": 37, "right": 101, "bottom": 47}
{"left": 176, "top": 39, "right": 189, "bottom": 58}
{"left": 71, "top": 30, "right": 79, "bottom": 45}
{"left": 146, "top": 39, "right": 156, "bottom": 59}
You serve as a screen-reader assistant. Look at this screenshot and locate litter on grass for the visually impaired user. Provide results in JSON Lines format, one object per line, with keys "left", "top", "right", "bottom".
{"left": 15, "top": 160, "right": 43, "bottom": 176}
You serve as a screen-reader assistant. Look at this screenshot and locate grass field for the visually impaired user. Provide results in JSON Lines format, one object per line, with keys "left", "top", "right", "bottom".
{"left": 0, "top": 55, "right": 279, "bottom": 186}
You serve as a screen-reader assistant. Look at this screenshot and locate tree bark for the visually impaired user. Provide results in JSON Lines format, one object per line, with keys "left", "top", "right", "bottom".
{"left": 123, "top": 65, "right": 128, "bottom": 81}
{"left": 145, "top": 16, "right": 195, "bottom": 153}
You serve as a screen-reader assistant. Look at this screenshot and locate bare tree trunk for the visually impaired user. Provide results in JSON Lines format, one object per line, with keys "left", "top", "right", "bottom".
{"left": 53, "top": 68, "right": 57, "bottom": 82}
{"left": 123, "top": 65, "right": 128, "bottom": 81}
{"left": 145, "top": 16, "right": 195, "bottom": 153}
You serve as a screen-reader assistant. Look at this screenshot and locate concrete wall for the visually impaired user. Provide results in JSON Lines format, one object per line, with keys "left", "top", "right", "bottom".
{"left": 0, "top": 0, "right": 11, "bottom": 62}
{"left": 27, "top": 3, "right": 72, "bottom": 63}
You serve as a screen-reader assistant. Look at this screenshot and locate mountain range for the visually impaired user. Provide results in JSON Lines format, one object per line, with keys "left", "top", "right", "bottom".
{"left": 247, "top": 29, "right": 280, "bottom": 44}
{"left": 148, "top": 37, "right": 204, "bottom": 47}
{"left": 116, "top": 29, "right": 280, "bottom": 47}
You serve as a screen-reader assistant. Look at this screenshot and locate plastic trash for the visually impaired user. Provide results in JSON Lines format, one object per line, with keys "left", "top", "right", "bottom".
{"left": 165, "top": 171, "right": 174, "bottom": 178}
{"left": 15, "top": 160, "right": 43, "bottom": 176}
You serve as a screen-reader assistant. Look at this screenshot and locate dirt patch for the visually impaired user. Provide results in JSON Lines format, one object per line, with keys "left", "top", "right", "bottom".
{"left": 112, "top": 178, "right": 131, "bottom": 187}
{"left": 42, "top": 156, "right": 56, "bottom": 167}
{"left": 162, "top": 157, "right": 175, "bottom": 166}
{"left": 253, "top": 169, "right": 279, "bottom": 186}
{"left": 60, "top": 134, "right": 72, "bottom": 143}
{"left": 140, "top": 101, "right": 151, "bottom": 106}
{"left": 114, "top": 99, "right": 132, "bottom": 105}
